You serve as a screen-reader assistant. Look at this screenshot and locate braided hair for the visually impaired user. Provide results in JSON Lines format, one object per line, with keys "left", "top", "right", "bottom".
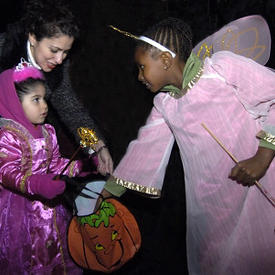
{"left": 137, "top": 17, "right": 193, "bottom": 62}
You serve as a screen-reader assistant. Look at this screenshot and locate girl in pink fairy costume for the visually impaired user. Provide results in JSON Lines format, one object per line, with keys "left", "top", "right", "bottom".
{"left": 0, "top": 59, "right": 83, "bottom": 274}
{"left": 103, "top": 16, "right": 275, "bottom": 274}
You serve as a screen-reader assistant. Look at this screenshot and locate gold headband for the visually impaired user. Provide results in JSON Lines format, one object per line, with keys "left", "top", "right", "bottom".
{"left": 109, "top": 25, "right": 139, "bottom": 40}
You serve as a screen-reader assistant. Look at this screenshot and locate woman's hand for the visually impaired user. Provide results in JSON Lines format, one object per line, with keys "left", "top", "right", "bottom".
{"left": 229, "top": 147, "right": 275, "bottom": 186}
{"left": 94, "top": 140, "right": 114, "bottom": 176}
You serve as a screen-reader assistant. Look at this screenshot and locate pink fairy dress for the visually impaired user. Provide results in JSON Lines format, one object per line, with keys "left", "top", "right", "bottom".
{"left": 110, "top": 15, "right": 275, "bottom": 274}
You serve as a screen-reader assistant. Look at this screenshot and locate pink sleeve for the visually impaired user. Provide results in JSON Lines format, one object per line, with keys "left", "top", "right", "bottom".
{"left": 45, "top": 125, "right": 82, "bottom": 176}
{"left": 211, "top": 51, "right": 275, "bottom": 134}
{"left": 0, "top": 130, "right": 32, "bottom": 194}
{"left": 113, "top": 106, "right": 174, "bottom": 197}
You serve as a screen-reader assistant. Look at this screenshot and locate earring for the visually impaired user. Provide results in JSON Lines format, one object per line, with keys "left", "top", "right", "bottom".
{"left": 164, "top": 66, "right": 168, "bottom": 70}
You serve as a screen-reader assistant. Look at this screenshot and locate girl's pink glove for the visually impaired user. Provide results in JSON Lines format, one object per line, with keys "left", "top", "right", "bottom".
{"left": 27, "top": 174, "right": 65, "bottom": 199}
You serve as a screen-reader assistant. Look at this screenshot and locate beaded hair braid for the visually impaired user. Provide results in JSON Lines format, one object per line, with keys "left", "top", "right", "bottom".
{"left": 137, "top": 17, "right": 193, "bottom": 62}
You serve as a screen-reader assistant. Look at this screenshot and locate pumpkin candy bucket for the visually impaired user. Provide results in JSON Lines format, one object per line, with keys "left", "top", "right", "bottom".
{"left": 67, "top": 183, "right": 141, "bottom": 273}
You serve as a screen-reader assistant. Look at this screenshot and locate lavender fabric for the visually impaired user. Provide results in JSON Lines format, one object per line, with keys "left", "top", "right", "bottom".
{"left": 0, "top": 69, "right": 83, "bottom": 273}
{"left": 193, "top": 15, "right": 271, "bottom": 65}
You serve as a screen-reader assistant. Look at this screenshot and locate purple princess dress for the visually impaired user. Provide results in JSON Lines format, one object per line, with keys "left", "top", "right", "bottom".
{"left": 0, "top": 69, "right": 83, "bottom": 274}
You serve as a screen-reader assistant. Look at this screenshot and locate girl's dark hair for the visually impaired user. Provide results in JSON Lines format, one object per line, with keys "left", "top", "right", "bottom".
{"left": 22, "top": 0, "right": 79, "bottom": 40}
{"left": 15, "top": 78, "right": 45, "bottom": 102}
{"left": 137, "top": 17, "right": 193, "bottom": 62}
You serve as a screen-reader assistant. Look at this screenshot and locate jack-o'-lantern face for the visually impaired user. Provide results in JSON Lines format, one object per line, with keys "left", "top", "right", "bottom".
{"left": 81, "top": 213, "right": 124, "bottom": 268}
{"left": 68, "top": 199, "right": 141, "bottom": 273}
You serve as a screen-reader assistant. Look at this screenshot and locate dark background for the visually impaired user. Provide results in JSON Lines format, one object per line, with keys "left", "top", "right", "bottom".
{"left": 1, "top": 1, "right": 275, "bottom": 274}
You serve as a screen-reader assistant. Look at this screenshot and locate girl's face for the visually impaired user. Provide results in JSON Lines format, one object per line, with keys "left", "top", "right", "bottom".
{"left": 29, "top": 34, "right": 74, "bottom": 72}
{"left": 134, "top": 47, "right": 169, "bottom": 93}
{"left": 21, "top": 83, "right": 48, "bottom": 125}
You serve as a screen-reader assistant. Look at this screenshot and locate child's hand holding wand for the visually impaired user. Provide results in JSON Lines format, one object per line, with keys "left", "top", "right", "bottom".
{"left": 201, "top": 123, "right": 275, "bottom": 207}
{"left": 229, "top": 146, "right": 275, "bottom": 186}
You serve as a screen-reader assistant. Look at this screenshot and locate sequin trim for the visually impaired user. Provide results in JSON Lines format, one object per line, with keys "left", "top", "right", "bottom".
{"left": 68, "top": 161, "right": 77, "bottom": 177}
{"left": 4, "top": 125, "right": 33, "bottom": 193}
{"left": 53, "top": 208, "right": 67, "bottom": 274}
{"left": 169, "top": 66, "right": 204, "bottom": 99}
{"left": 21, "top": 171, "right": 32, "bottom": 193}
{"left": 114, "top": 176, "right": 161, "bottom": 197}
{"left": 256, "top": 130, "right": 275, "bottom": 146}
{"left": 42, "top": 126, "right": 53, "bottom": 171}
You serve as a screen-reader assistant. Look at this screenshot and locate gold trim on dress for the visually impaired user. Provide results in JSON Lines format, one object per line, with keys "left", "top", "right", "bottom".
{"left": 53, "top": 208, "right": 67, "bottom": 274}
{"left": 5, "top": 125, "right": 33, "bottom": 193}
{"left": 21, "top": 171, "right": 32, "bottom": 193}
{"left": 114, "top": 176, "right": 161, "bottom": 197}
{"left": 169, "top": 66, "right": 204, "bottom": 99}
{"left": 256, "top": 130, "right": 275, "bottom": 146}
{"left": 68, "top": 160, "right": 77, "bottom": 177}
{"left": 42, "top": 126, "right": 53, "bottom": 171}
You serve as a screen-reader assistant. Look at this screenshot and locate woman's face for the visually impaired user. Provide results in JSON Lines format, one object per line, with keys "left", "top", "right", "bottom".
{"left": 29, "top": 34, "right": 74, "bottom": 72}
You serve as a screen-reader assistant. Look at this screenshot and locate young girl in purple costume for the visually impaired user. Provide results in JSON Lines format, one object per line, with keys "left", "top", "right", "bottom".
{"left": 0, "top": 60, "right": 83, "bottom": 274}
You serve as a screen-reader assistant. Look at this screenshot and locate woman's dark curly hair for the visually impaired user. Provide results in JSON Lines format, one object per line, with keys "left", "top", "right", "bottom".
{"left": 0, "top": 0, "right": 79, "bottom": 70}
{"left": 22, "top": 0, "right": 79, "bottom": 40}
{"left": 137, "top": 17, "right": 193, "bottom": 62}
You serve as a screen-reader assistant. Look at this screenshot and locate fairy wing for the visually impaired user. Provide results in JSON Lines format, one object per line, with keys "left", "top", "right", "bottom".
{"left": 193, "top": 15, "right": 271, "bottom": 65}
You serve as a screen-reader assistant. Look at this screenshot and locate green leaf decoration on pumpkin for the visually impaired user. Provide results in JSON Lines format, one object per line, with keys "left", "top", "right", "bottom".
{"left": 78, "top": 200, "right": 116, "bottom": 228}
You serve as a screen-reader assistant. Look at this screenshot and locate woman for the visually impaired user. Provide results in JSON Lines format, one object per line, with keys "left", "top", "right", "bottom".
{"left": 0, "top": 0, "right": 113, "bottom": 175}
